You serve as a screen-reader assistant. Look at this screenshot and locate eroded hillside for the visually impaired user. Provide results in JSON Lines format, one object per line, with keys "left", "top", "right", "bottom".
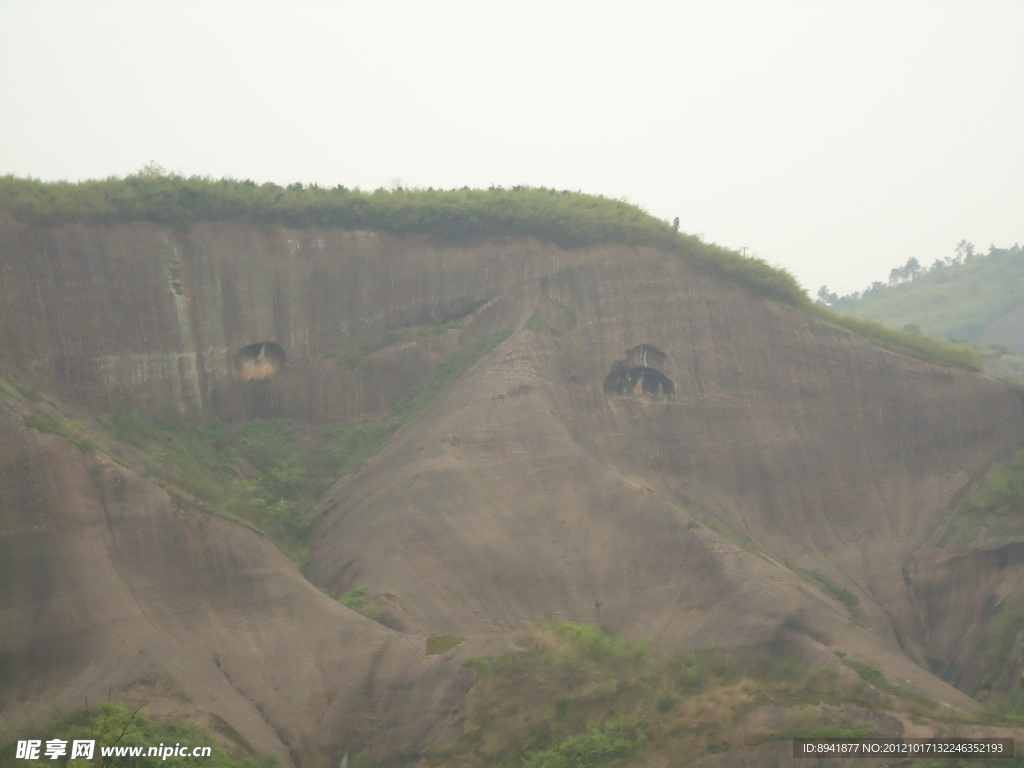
{"left": 1, "top": 207, "right": 1023, "bottom": 766}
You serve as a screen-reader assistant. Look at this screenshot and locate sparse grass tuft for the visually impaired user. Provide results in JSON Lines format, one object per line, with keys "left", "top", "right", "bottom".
{"left": 338, "top": 587, "right": 369, "bottom": 613}
{"left": 23, "top": 413, "right": 95, "bottom": 452}
{"left": 839, "top": 658, "right": 932, "bottom": 708}
{"left": 801, "top": 569, "right": 859, "bottom": 617}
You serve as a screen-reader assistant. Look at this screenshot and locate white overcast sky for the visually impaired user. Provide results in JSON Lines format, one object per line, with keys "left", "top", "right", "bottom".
{"left": 1, "top": 1, "right": 1021, "bottom": 295}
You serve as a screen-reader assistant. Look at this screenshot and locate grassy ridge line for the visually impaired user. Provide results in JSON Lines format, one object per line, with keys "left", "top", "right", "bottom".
{"left": 811, "top": 306, "right": 982, "bottom": 372}
{"left": 0, "top": 175, "right": 979, "bottom": 370}
{"left": 0, "top": 174, "right": 672, "bottom": 249}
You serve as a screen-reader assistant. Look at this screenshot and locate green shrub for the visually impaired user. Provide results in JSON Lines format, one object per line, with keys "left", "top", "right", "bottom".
{"left": 535, "top": 620, "right": 650, "bottom": 673}
{"left": 521, "top": 716, "right": 647, "bottom": 768}
{"left": 961, "top": 447, "right": 1024, "bottom": 519}
{"left": 656, "top": 691, "right": 680, "bottom": 713}
{"left": 338, "top": 587, "right": 369, "bottom": 613}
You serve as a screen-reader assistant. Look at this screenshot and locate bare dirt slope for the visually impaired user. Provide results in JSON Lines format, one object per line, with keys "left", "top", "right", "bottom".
{"left": 2, "top": 223, "right": 1024, "bottom": 766}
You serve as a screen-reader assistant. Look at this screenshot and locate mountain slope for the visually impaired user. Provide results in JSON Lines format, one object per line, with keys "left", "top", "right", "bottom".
{"left": 1, "top": 213, "right": 1023, "bottom": 766}
{"left": 307, "top": 245, "right": 1022, "bottom": 700}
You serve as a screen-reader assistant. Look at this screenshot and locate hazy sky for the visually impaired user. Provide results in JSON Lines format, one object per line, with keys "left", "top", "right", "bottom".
{"left": 2, "top": 1, "right": 1021, "bottom": 295}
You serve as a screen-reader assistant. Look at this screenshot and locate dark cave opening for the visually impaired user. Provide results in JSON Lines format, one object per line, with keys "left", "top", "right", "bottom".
{"left": 235, "top": 341, "right": 286, "bottom": 381}
{"left": 604, "top": 346, "right": 675, "bottom": 399}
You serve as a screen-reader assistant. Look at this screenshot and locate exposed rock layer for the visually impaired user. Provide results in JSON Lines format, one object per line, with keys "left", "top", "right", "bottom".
{"left": 2, "top": 222, "right": 1023, "bottom": 765}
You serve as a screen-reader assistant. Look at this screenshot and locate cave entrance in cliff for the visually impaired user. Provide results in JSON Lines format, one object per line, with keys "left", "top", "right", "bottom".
{"left": 604, "top": 345, "right": 675, "bottom": 400}
{"left": 235, "top": 341, "right": 286, "bottom": 381}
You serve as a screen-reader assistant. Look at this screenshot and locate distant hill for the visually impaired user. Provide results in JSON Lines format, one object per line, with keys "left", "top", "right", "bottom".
{"left": 818, "top": 242, "right": 1024, "bottom": 353}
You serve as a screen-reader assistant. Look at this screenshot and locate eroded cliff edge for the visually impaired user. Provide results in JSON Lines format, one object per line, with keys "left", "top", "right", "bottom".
{"left": 2, "top": 221, "right": 1023, "bottom": 766}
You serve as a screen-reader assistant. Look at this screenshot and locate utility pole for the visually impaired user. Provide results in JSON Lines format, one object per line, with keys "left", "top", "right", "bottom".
{"left": 741, "top": 246, "right": 748, "bottom": 258}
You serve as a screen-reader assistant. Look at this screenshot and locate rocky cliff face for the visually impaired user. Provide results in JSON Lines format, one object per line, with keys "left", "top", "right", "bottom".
{"left": 2, "top": 222, "right": 1023, "bottom": 766}
{"left": 2, "top": 222, "right": 549, "bottom": 421}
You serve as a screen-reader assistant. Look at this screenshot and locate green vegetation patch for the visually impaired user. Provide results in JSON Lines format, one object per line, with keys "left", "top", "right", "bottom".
{"left": 337, "top": 586, "right": 370, "bottom": 613}
{"left": 839, "top": 658, "right": 929, "bottom": 706}
{"left": 426, "top": 635, "right": 465, "bottom": 656}
{"left": 4, "top": 701, "right": 275, "bottom": 767}
{"left": 97, "top": 327, "right": 510, "bottom": 564}
{"left": 983, "top": 607, "right": 1024, "bottom": 686}
{"left": 941, "top": 445, "right": 1024, "bottom": 546}
{"left": 102, "top": 412, "right": 381, "bottom": 565}
{"left": 447, "top": 621, "right": 910, "bottom": 767}
{"left": 522, "top": 716, "right": 647, "bottom": 768}
{"left": 688, "top": 510, "right": 763, "bottom": 556}
{"left": 800, "top": 569, "right": 859, "bottom": 617}
{"left": 23, "top": 413, "right": 95, "bottom": 452}
{"left": 0, "top": 378, "right": 20, "bottom": 400}
{"left": 106, "top": 415, "right": 286, "bottom": 561}
{"left": 810, "top": 306, "right": 982, "bottom": 372}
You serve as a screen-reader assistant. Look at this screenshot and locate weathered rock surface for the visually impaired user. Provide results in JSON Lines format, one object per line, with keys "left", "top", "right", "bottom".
{"left": 0, "top": 403, "right": 476, "bottom": 767}
{"left": 2, "top": 222, "right": 1023, "bottom": 765}
{"left": 308, "top": 245, "right": 1024, "bottom": 702}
